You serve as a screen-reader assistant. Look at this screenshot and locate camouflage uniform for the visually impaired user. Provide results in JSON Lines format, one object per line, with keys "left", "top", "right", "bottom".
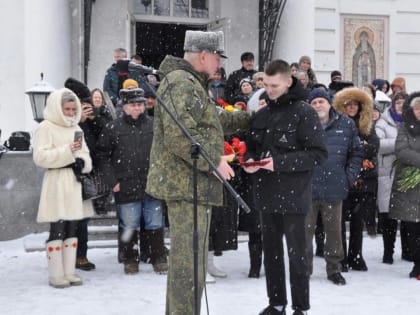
{"left": 146, "top": 55, "right": 248, "bottom": 314}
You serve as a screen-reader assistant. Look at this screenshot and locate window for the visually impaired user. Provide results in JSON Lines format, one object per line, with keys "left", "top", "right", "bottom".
{"left": 132, "top": 0, "right": 209, "bottom": 18}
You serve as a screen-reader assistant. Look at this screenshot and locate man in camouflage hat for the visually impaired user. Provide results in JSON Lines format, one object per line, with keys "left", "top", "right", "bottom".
{"left": 146, "top": 30, "right": 249, "bottom": 314}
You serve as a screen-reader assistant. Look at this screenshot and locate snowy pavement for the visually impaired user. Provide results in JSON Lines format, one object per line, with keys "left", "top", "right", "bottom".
{"left": 0, "top": 233, "right": 418, "bottom": 315}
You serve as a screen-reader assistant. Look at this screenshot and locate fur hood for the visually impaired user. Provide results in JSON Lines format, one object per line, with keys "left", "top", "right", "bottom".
{"left": 43, "top": 88, "right": 82, "bottom": 127}
{"left": 333, "top": 87, "right": 373, "bottom": 136}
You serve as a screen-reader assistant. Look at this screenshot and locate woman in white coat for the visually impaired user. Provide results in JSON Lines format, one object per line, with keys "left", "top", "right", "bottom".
{"left": 33, "top": 88, "right": 94, "bottom": 288}
{"left": 375, "top": 91, "right": 408, "bottom": 264}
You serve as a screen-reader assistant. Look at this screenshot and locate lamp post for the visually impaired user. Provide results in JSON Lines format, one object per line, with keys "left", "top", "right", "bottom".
{"left": 25, "top": 73, "right": 55, "bottom": 123}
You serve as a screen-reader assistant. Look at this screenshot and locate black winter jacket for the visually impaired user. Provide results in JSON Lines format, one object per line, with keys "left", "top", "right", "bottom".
{"left": 312, "top": 108, "right": 363, "bottom": 201}
{"left": 96, "top": 112, "right": 153, "bottom": 204}
{"left": 79, "top": 105, "right": 113, "bottom": 166}
{"left": 246, "top": 78, "right": 328, "bottom": 214}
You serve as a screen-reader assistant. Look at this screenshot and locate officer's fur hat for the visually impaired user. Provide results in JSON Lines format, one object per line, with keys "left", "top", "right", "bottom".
{"left": 183, "top": 30, "right": 227, "bottom": 58}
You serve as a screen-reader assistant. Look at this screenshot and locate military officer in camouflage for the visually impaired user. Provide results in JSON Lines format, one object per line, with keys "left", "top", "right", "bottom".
{"left": 146, "top": 30, "right": 248, "bottom": 314}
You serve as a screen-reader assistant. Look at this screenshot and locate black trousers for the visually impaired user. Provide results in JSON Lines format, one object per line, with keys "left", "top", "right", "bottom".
{"left": 76, "top": 218, "right": 89, "bottom": 258}
{"left": 260, "top": 212, "right": 309, "bottom": 311}
{"left": 404, "top": 221, "right": 420, "bottom": 265}
{"left": 48, "top": 220, "right": 78, "bottom": 242}
{"left": 342, "top": 192, "right": 369, "bottom": 264}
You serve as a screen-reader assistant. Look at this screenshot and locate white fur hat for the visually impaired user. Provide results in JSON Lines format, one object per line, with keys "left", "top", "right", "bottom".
{"left": 183, "top": 30, "right": 227, "bottom": 58}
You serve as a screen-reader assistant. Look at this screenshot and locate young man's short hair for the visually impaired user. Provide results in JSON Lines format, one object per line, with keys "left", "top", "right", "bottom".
{"left": 264, "top": 59, "right": 291, "bottom": 77}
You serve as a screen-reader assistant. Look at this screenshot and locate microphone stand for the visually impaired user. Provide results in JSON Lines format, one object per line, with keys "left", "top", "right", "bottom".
{"left": 137, "top": 74, "right": 251, "bottom": 315}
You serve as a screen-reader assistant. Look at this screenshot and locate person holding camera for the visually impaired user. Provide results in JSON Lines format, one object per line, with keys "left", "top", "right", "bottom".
{"left": 64, "top": 79, "right": 114, "bottom": 271}
{"left": 33, "top": 88, "right": 94, "bottom": 288}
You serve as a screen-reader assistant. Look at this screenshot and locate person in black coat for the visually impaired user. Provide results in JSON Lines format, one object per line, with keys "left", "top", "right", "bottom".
{"left": 64, "top": 79, "right": 114, "bottom": 271}
{"left": 243, "top": 60, "right": 327, "bottom": 315}
{"left": 96, "top": 88, "right": 167, "bottom": 275}
{"left": 333, "top": 87, "right": 379, "bottom": 272}
{"left": 225, "top": 52, "right": 257, "bottom": 104}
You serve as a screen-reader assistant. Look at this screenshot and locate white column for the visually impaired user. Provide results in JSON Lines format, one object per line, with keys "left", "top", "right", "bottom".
{"left": 273, "top": 0, "right": 315, "bottom": 64}
{"left": 24, "top": 0, "right": 72, "bottom": 132}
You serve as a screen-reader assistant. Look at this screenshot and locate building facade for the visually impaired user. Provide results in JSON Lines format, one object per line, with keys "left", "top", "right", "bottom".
{"left": 1, "top": 0, "right": 420, "bottom": 140}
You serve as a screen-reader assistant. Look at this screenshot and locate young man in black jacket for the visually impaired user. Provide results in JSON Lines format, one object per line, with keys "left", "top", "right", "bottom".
{"left": 243, "top": 60, "right": 327, "bottom": 315}
{"left": 96, "top": 88, "right": 167, "bottom": 275}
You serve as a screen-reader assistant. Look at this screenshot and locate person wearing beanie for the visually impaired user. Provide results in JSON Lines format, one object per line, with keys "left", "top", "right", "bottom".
{"left": 305, "top": 88, "right": 363, "bottom": 285}
{"left": 225, "top": 51, "right": 257, "bottom": 104}
{"left": 122, "top": 78, "right": 139, "bottom": 90}
{"left": 389, "top": 91, "right": 420, "bottom": 279}
{"left": 333, "top": 87, "right": 379, "bottom": 272}
{"left": 65, "top": 78, "right": 113, "bottom": 272}
{"left": 232, "top": 78, "right": 254, "bottom": 108}
{"left": 96, "top": 88, "right": 168, "bottom": 276}
{"left": 390, "top": 76, "right": 407, "bottom": 99}
{"left": 330, "top": 70, "right": 342, "bottom": 82}
{"left": 298, "top": 55, "right": 318, "bottom": 89}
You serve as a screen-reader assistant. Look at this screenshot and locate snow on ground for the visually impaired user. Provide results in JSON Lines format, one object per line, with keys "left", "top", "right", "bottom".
{"left": 0, "top": 233, "right": 418, "bottom": 315}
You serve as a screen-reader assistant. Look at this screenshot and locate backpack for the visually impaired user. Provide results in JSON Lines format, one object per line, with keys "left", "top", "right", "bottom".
{"left": 4, "top": 131, "right": 31, "bottom": 151}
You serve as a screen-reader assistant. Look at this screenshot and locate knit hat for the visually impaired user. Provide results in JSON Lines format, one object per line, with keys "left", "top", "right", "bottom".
{"left": 308, "top": 88, "right": 331, "bottom": 104}
{"left": 119, "top": 88, "right": 146, "bottom": 104}
{"left": 239, "top": 78, "right": 253, "bottom": 88}
{"left": 184, "top": 30, "right": 227, "bottom": 58}
{"left": 122, "top": 79, "right": 139, "bottom": 90}
{"left": 330, "top": 70, "right": 342, "bottom": 80}
{"left": 64, "top": 78, "right": 91, "bottom": 103}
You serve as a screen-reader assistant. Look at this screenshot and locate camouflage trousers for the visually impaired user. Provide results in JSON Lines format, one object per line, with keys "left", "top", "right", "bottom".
{"left": 165, "top": 200, "right": 211, "bottom": 315}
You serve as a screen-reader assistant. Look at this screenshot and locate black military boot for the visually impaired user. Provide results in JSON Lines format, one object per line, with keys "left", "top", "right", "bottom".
{"left": 248, "top": 242, "right": 262, "bottom": 278}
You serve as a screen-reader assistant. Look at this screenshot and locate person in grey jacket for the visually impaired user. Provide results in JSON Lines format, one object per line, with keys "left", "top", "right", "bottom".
{"left": 305, "top": 88, "right": 363, "bottom": 286}
{"left": 389, "top": 92, "right": 420, "bottom": 279}
{"left": 375, "top": 92, "right": 408, "bottom": 264}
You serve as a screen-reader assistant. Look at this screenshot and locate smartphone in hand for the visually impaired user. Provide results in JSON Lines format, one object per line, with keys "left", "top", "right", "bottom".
{"left": 74, "top": 131, "right": 83, "bottom": 143}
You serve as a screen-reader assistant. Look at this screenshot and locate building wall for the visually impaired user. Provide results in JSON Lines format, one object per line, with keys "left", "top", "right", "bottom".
{"left": 219, "top": 0, "right": 259, "bottom": 73}
{"left": 0, "top": 0, "right": 25, "bottom": 143}
{"left": 0, "top": 0, "right": 73, "bottom": 141}
{"left": 313, "top": 0, "right": 420, "bottom": 89}
{"left": 2, "top": 0, "right": 420, "bottom": 142}
{"left": 87, "top": 0, "right": 129, "bottom": 90}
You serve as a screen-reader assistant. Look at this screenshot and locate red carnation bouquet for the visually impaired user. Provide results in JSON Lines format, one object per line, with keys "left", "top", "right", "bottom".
{"left": 224, "top": 137, "right": 247, "bottom": 164}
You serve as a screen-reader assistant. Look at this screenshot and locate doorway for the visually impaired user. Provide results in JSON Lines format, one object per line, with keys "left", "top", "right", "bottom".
{"left": 135, "top": 22, "right": 206, "bottom": 69}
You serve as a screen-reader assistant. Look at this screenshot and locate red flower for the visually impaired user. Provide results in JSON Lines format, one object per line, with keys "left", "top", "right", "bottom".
{"left": 224, "top": 137, "right": 247, "bottom": 164}
{"left": 217, "top": 98, "right": 229, "bottom": 108}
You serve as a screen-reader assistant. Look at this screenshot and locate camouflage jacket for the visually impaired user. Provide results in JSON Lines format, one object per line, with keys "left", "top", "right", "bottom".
{"left": 146, "top": 55, "right": 249, "bottom": 206}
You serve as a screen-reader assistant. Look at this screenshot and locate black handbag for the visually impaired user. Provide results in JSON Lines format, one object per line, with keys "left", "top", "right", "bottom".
{"left": 79, "top": 173, "right": 99, "bottom": 200}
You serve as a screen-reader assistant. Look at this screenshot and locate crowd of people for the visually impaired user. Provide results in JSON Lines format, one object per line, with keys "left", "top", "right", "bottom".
{"left": 32, "top": 30, "right": 420, "bottom": 315}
